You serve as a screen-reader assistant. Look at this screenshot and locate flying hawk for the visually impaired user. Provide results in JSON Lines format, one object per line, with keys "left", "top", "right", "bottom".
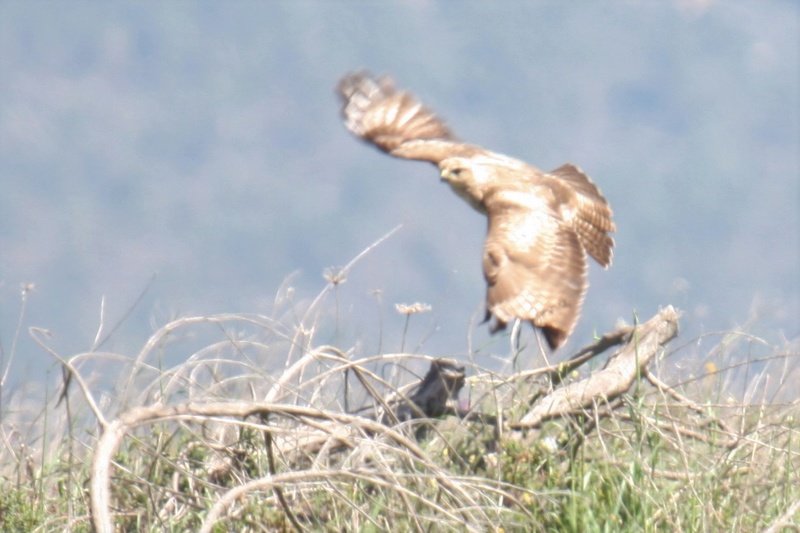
{"left": 337, "top": 71, "right": 615, "bottom": 350}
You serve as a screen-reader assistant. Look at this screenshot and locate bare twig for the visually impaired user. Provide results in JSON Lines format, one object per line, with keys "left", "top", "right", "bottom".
{"left": 261, "top": 413, "right": 305, "bottom": 532}
{"left": 29, "top": 327, "right": 108, "bottom": 429}
{"left": 643, "top": 366, "right": 738, "bottom": 440}
{"left": 512, "top": 324, "right": 633, "bottom": 383}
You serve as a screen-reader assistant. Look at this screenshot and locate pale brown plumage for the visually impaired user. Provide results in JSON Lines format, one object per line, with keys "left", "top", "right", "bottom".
{"left": 337, "top": 71, "right": 615, "bottom": 350}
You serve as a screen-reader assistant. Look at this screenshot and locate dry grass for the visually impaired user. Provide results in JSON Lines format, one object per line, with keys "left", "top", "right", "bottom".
{"left": 1, "top": 251, "right": 798, "bottom": 531}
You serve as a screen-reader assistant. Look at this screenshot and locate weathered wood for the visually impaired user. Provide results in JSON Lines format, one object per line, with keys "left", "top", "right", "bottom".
{"left": 513, "top": 306, "right": 680, "bottom": 428}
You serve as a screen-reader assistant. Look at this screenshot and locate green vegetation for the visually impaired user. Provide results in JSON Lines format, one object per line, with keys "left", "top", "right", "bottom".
{"left": 1, "top": 282, "right": 798, "bottom": 532}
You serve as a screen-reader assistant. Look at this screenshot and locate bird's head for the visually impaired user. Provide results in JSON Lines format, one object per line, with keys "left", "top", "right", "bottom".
{"left": 439, "top": 158, "right": 486, "bottom": 213}
{"left": 439, "top": 158, "right": 473, "bottom": 186}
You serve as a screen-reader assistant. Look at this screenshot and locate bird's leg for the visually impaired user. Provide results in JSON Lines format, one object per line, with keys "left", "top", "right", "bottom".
{"left": 510, "top": 318, "right": 523, "bottom": 371}
{"left": 536, "top": 331, "right": 552, "bottom": 368}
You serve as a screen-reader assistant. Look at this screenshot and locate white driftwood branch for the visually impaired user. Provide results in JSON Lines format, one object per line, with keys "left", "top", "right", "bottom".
{"left": 514, "top": 306, "right": 680, "bottom": 428}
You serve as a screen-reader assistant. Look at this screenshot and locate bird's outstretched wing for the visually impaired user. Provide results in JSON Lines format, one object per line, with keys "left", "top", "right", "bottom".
{"left": 337, "top": 70, "right": 616, "bottom": 351}
{"left": 548, "top": 164, "right": 616, "bottom": 268}
{"left": 338, "top": 71, "right": 480, "bottom": 163}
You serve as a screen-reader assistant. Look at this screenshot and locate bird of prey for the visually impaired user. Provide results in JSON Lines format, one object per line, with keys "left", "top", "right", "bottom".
{"left": 337, "top": 71, "right": 615, "bottom": 350}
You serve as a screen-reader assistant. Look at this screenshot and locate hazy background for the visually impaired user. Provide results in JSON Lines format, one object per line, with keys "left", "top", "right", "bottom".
{"left": 1, "top": 1, "right": 798, "bottom": 389}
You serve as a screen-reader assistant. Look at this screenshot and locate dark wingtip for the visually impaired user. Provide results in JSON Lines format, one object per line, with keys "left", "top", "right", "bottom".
{"left": 485, "top": 314, "right": 566, "bottom": 350}
{"left": 337, "top": 69, "right": 394, "bottom": 100}
{"left": 541, "top": 326, "right": 567, "bottom": 351}
{"left": 337, "top": 70, "right": 366, "bottom": 105}
{"left": 484, "top": 311, "right": 507, "bottom": 334}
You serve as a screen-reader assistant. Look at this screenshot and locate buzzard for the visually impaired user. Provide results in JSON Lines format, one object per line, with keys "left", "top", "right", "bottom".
{"left": 337, "top": 71, "right": 615, "bottom": 350}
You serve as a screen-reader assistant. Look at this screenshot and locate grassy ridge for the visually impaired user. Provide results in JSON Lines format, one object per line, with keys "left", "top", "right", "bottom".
{"left": 1, "top": 281, "right": 798, "bottom": 532}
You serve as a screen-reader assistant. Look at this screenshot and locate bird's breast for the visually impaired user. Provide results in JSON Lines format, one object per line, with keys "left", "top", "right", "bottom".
{"left": 444, "top": 180, "right": 487, "bottom": 214}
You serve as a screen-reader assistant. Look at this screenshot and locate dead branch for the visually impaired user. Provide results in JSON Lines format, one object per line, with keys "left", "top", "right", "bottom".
{"left": 89, "top": 308, "right": 685, "bottom": 529}
{"left": 513, "top": 306, "right": 681, "bottom": 428}
{"left": 550, "top": 325, "right": 635, "bottom": 384}
{"left": 89, "top": 401, "right": 476, "bottom": 532}
{"left": 511, "top": 324, "right": 633, "bottom": 383}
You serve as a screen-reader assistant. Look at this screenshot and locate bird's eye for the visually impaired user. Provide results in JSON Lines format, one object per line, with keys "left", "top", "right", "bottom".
{"left": 440, "top": 167, "right": 460, "bottom": 181}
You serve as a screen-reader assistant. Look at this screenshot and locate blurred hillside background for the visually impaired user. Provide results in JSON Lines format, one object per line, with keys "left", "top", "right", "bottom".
{"left": 1, "top": 1, "right": 797, "bottom": 388}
